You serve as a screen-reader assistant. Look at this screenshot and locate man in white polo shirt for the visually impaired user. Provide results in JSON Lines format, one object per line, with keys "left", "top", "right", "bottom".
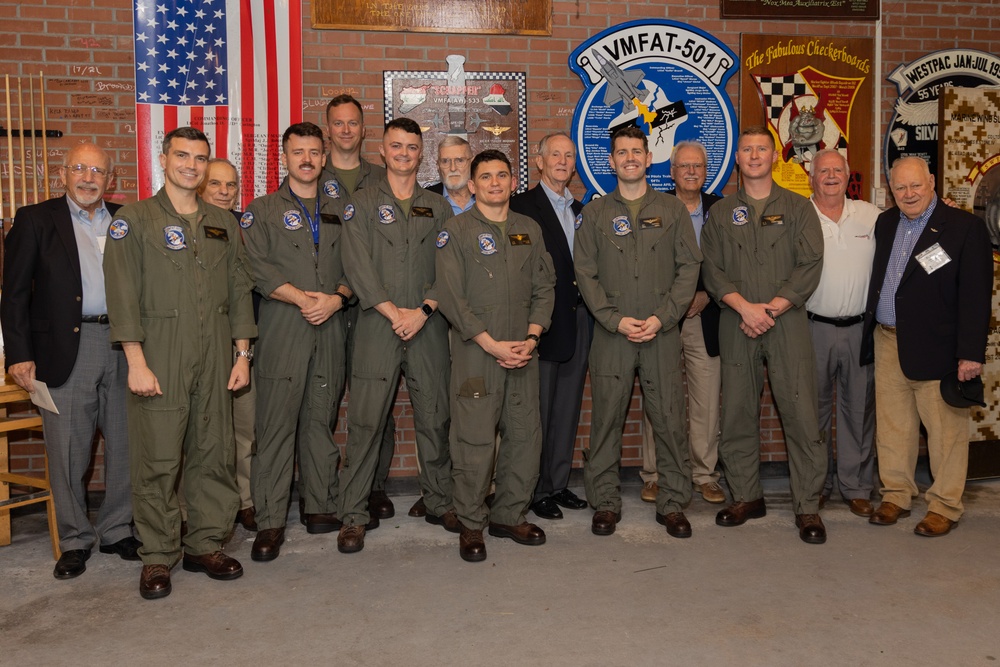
{"left": 805, "top": 149, "right": 878, "bottom": 518}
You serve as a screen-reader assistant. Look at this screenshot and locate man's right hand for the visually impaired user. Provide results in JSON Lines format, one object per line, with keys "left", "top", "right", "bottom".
{"left": 129, "top": 366, "right": 162, "bottom": 397}
{"left": 737, "top": 302, "right": 776, "bottom": 338}
{"left": 8, "top": 361, "right": 36, "bottom": 393}
{"left": 617, "top": 316, "right": 645, "bottom": 338}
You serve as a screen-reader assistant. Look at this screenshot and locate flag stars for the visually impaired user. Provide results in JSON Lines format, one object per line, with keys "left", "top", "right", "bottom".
{"left": 195, "top": 9, "right": 206, "bottom": 19}
{"left": 146, "top": 46, "right": 158, "bottom": 57}
{"left": 186, "top": 23, "right": 197, "bottom": 32}
{"left": 195, "top": 37, "right": 206, "bottom": 48}
{"left": 137, "top": 62, "right": 149, "bottom": 72}
{"left": 166, "top": 49, "right": 178, "bottom": 59}
{"left": 166, "top": 20, "right": 178, "bottom": 30}
{"left": 167, "top": 79, "right": 179, "bottom": 88}
{"left": 156, "top": 4, "right": 167, "bottom": 14}
{"left": 178, "top": 94, "right": 189, "bottom": 103}
{"left": 138, "top": 91, "right": 150, "bottom": 101}
{"left": 158, "top": 63, "right": 168, "bottom": 73}
{"left": 216, "top": 94, "right": 226, "bottom": 103}
{"left": 159, "top": 92, "right": 169, "bottom": 102}
{"left": 156, "top": 34, "right": 167, "bottom": 43}
{"left": 197, "top": 94, "right": 207, "bottom": 104}
{"left": 135, "top": 32, "right": 148, "bottom": 42}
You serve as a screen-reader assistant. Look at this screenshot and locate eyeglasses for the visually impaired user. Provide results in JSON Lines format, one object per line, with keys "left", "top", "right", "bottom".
{"left": 439, "top": 157, "right": 469, "bottom": 168}
{"left": 64, "top": 163, "right": 110, "bottom": 177}
{"left": 675, "top": 163, "right": 706, "bottom": 171}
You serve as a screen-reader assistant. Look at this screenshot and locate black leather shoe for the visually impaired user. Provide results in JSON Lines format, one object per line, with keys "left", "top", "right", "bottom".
{"left": 368, "top": 490, "right": 395, "bottom": 520}
{"left": 716, "top": 498, "right": 767, "bottom": 527}
{"left": 530, "top": 497, "right": 563, "bottom": 520}
{"left": 53, "top": 548, "right": 91, "bottom": 580}
{"left": 592, "top": 510, "right": 622, "bottom": 536}
{"left": 795, "top": 514, "right": 827, "bottom": 544}
{"left": 656, "top": 512, "right": 692, "bottom": 538}
{"left": 99, "top": 536, "right": 142, "bottom": 561}
{"left": 551, "top": 488, "right": 588, "bottom": 510}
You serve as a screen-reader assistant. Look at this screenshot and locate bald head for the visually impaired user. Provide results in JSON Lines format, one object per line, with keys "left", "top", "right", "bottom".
{"left": 61, "top": 143, "right": 113, "bottom": 212}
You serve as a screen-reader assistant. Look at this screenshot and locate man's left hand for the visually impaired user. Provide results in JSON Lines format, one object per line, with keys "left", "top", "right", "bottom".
{"left": 300, "top": 291, "right": 341, "bottom": 325}
{"left": 228, "top": 358, "right": 250, "bottom": 391}
{"left": 958, "top": 359, "right": 983, "bottom": 382}
{"left": 393, "top": 308, "right": 428, "bottom": 342}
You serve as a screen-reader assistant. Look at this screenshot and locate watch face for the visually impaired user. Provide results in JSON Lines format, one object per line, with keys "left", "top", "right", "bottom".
{"left": 421, "top": 304, "right": 434, "bottom": 317}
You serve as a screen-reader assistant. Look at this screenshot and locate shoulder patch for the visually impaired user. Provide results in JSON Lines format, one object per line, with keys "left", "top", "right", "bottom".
{"left": 343, "top": 204, "right": 355, "bottom": 221}
{"left": 240, "top": 211, "right": 254, "bottom": 229}
{"left": 109, "top": 219, "right": 129, "bottom": 240}
{"left": 732, "top": 206, "right": 749, "bottom": 226}
{"left": 436, "top": 230, "right": 450, "bottom": 248}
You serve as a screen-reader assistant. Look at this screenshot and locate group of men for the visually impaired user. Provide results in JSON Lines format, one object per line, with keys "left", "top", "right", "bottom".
{"left": 2, "top": 93, "right": 991, "bottom": 598}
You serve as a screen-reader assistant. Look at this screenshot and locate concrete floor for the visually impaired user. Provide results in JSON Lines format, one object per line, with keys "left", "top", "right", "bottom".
{"left": 2, "top": 469, "right": 999, "bottom": 666}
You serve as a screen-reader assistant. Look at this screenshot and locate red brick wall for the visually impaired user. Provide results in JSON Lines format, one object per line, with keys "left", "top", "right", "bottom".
{"left": 1, "top": 0, "right": 996, "bottom": 486}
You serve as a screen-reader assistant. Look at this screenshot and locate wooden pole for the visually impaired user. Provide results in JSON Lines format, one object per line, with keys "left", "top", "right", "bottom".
{"left": 40, "top": 72, "right": 49, "bottom": 200}
{"left": 16, "top": 77, "right": 27, "bottom": 206}
{"left": 28, "top": 75, "right": 37, "bottom": 204}
{"left": 5, "top": 75, "right": 15, "bottom": 221}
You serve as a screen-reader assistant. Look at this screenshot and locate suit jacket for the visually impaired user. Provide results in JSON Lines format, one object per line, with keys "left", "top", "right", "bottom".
{"left": 510, "top": 185, "right": 589, "bottom": 363}
{"left": 1, "top": 196, "right": 122, "bottom": 387}
{"left": 426, "top": 182, "right": 444, "bottom": 195}
{"left": 668, "top": 190, "right": 721, "bottom": 357}
{"left": 861, "top": 202, "right": 992, "bottom": 381}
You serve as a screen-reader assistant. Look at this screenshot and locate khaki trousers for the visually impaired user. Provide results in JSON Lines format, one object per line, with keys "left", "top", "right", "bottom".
{"left": 873, "top": 326, "right": 970, "bottom": 521}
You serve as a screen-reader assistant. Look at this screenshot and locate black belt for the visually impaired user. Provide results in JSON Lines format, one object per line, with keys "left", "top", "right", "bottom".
{"left": 807, "top": 312, "right": 863, "bottom": 327}
{"left": 81, "top": 314, "right": 109, "bottom": 323}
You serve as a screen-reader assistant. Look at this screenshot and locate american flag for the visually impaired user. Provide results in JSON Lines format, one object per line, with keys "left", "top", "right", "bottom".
{"left": 132, "top": 0, "right": 302, "bottom": 207}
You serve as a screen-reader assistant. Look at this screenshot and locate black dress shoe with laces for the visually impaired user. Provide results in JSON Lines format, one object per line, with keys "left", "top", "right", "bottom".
{"left": 551, "top": 488, "right": 588, "bottom": 510}
{"left": 530, "top": 497, "right": 563, "bottom": 520}
{"left": 54, "top": 548, "right": 91, "bottom": 580}
{"left": 99, "top": 536, "right": 142, "bottom": 561}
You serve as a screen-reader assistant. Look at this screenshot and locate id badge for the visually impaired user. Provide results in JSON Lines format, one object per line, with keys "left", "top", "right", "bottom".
{"left": 915, "top": 242, "right": 951, "bottom": 274}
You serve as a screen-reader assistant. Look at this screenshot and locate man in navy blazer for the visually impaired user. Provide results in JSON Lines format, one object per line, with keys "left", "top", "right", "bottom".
{"left": 2, "top": 143, "right": 139, "bottom": 579}
{"left": 861, "top": 156, "right": 992, "bottom": 537}
{"left": 510, "top": 132, "right": 590, "bottom": 519}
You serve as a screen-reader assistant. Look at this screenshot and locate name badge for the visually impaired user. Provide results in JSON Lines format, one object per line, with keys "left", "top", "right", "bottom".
{"left": 639, "top": 216, "right": 662, "bottom": 229}
{"left": 761, "top": 214, "right": 784, "bottom": 226}
{"left": 321, "top": 213, "right": 341, "bottom": 225}
{"left": 204, "top": 226, "right": 229, "bottom": 241}
{"left": 412, "top": 206, "right": 434, "bottom": 217}
{"left": 509, "top": 233, "right": 531, "bottom": 245}
{"left": 916, "top": 242, "right": 951, "bottom": 274}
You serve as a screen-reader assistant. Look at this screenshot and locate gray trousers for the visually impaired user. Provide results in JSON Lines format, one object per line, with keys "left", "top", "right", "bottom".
{"left": 41, "top": 322, "right": 132, "bottom": 551}
{"left": 810, "top": 319, "right": 875, "bottom": 500}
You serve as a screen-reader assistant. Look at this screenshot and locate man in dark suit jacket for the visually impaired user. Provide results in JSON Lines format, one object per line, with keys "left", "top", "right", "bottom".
{"left": 1, "top": 143, "right": 139, "bottom": 579}
{"left": 510, "top": 132, "right": 590, "bottom": 520}
{"left": 861, "top": 156, "right": 992, "bottom": 537}
{"left": 639, "top": 140, "right": 725, "bottom": 506}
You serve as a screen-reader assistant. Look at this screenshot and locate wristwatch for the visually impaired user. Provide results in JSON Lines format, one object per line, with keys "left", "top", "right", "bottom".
{"left": 335, "top": 291, "right": 350, "bottom": 307}
{"left": 421, "top": 303, "right": 434, "bottom": 318}
{"left": 235, "top": 349, "right": 254, "bottom": 362}
{"left": 525, "top": 333, "right": 540, "bottom": 343}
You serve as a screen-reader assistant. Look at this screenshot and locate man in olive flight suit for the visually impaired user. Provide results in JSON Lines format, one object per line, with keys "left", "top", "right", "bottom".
{"left": 575, "top": 126, "right": 702, "bottom": 539}
{"left": 104, "top": 127, "right": 256, "bottom": 600}
{"left": 242, "top": 122, "right": 354, "bottom": 562}
{"left": 700, "top": 126, "right": 828, "bottom": 545}
{"left": 435, "top": 149, "right": 556, "bottom": 563}
{"left": 337, "top": 118, "right": 456, "bottom": 554}
{"left": 323, "top": 93, "right": 398, "bottom": 521}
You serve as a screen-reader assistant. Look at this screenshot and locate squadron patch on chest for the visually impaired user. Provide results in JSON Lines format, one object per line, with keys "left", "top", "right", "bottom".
{"left": 343, "top": 204, "right": 355, "bottom": 221}
{"left": 574, "top": 213, "right": 583, "bottom": 230}
{"left": 436, "top": 230, "right": 450, "bottom": 248}
{"left": 283, "top": 210, "right": 303, "bottom": 230}
{"left": 732, "top": 206, "right": 749, "bottom": 226}
{"left": 163, "top": 225, "right": 186, "bottom": 250}
{"left": 323, "top": 180, "right": 341, "bottom": 199}
{"left": 109, "top": 219, "right": 129, "bottom": 239}
{"left": 478, "top": 233, "right": 497, "bottom": 255}
{"left": 240, "top": 211, "right": 254, "bottom": 229}
{"left": 378, "top": 205, "right": 396, "bottom": 224}
{"left": 612, "top": 216, "right": 631, "bottom": 236}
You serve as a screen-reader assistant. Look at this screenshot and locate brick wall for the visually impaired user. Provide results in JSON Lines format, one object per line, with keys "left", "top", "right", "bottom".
{"left": 0, "top": 0, "right": 996, "bottom": 487}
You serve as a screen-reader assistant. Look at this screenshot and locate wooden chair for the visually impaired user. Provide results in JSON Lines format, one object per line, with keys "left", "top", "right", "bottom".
{"left": 0, "top": 376, "right": 60, "bottom": 560}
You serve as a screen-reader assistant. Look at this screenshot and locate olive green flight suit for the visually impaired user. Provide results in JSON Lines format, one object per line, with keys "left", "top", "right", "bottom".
{"left": 574, "top": 188, "right": 702, "bottom": 515}
{"left": 338, "top": 180, "right": 453, "bottom": 526}
{"left": 104, "top": 188, "right": 257, "bottom": 566}
{"left": 323, "top": 159, "right": 398, "bottom": 494}
{"left": 242, "top": 178, "right": 349, "bottom": 529}
{"left": 435, "top": 207, "right": 555, "bottom": 530}
{"left": 701, "top": 183, "right": 826, "bottom": 514}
